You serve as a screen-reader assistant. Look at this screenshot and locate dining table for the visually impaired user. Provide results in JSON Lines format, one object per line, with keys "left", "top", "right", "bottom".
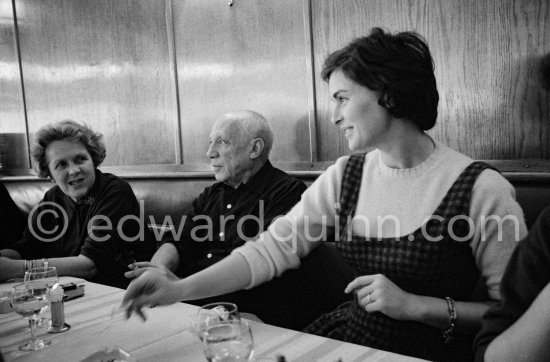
{"left": 0, "top": 277, "right": 426, "bottom": 361}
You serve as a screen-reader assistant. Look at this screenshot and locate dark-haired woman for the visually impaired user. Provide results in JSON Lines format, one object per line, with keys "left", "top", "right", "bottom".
{"left": 122, "top": 28, "right": 525, "bottom": 360}
{"left": 0, "top": 120, "right": 154, "bottom": 288}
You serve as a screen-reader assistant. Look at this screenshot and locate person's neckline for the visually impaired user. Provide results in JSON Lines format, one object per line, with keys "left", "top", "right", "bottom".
{"left": 375, "top": 137, "right": 441, "bottom": 178}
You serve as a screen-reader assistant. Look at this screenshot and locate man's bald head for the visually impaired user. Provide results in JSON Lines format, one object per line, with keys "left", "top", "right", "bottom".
{"left": 219, "top": 110, "right": 274, "bottom": 162}
{"left": 207, "top": 110, "right": 273, "bottom": 187}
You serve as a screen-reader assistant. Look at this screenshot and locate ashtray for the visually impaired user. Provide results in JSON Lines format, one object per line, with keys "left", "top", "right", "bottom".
{"left": 80, "top": 346, "right": 137, "bottom": 362}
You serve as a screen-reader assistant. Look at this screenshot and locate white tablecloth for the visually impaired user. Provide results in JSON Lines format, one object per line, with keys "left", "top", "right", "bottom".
{"left": 0, "top": 277, "right": 425, "bottom": 361}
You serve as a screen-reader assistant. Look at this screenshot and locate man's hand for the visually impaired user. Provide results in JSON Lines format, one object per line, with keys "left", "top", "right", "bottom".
{"left": 122, "top": 269, "right": 182, "bottom": 320}
{"left": 124, "top": 261, "right": 179, "bottom": 280}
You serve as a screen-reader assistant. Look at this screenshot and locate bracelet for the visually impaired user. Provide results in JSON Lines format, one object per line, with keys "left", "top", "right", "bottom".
{"left": 25, "top": 259, "right": 34, "bottom": 271}
{"left": 443, "top": 297, "right": 457, "bottom": 344}
{"left": 25, "top": 259, "right": 42, "bottom": 271}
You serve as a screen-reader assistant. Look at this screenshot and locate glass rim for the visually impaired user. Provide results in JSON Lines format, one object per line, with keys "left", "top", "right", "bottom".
{"left": 198, "top": 302, "right": 238, "bottom": 312}
{"left": 12, "top": 281, "right": 49, "bottom": 290}
{"left": 12, "top": 282, "right": 28, "bottom": 290}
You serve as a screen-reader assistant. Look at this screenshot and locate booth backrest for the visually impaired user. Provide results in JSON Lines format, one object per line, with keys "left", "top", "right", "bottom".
{"left": 4, "top": 177, "right": 215, "bottom": 228}
{"left": 4, "top": 173, "right": 550, "bottom": 230}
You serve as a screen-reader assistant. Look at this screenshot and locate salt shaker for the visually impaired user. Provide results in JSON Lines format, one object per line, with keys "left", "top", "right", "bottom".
{"left": 47, "top": 286, "right": 71, "bottom": 333}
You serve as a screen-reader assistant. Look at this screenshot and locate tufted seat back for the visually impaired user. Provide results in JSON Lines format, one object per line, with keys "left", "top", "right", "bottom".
{"left": 4, "top": 176, "right": 216, "bottom": 225}
{"left": 5, "top": 173, "right": 550, "bottom": 230}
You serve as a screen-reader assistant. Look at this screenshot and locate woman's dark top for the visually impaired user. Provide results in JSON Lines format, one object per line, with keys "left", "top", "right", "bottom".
{"left": 0, "top": 182, "right": 26, "bottom": 249}
{"left": 11, "top": 170, "right": 155, "bottom": 288}
{"left": 304, "top": 154, "right": 493, "bottom": 361}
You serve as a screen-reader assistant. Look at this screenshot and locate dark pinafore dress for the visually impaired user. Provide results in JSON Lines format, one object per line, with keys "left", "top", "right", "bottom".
{"left": 304, "top": 153, "right": 494, "bottom": 361}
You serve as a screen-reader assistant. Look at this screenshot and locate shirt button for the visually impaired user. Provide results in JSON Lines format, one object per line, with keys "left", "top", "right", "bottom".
{"left": 226, "top": 204, "right": 232, "bottom": 209}
{"left": 219, "top": 232, "right": 224, "bottom": 238}
{"left": 206, "top": 253, "right": 212, "bottom": 259}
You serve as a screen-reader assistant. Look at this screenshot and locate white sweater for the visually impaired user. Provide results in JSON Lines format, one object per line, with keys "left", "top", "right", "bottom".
{"left": 233, "top": 140, "right": 527, "bottom": 300}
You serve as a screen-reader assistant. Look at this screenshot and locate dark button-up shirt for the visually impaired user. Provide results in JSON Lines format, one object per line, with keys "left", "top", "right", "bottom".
{"left": 12, "top": 170, "right": 155, "bottom": 288}
{"left": 0, "top": 182, "right": 26, "bottom": 249}
{"left": 170, "top": 160, "right": 307, "bottom": 276}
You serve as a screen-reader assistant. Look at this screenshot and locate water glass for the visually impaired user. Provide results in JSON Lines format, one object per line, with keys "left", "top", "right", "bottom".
{"left": 24, "top": 266, "right": 59, "bottom": 329}
{"left": 11, "top": 281, "right": 51, "bottom": 351}
{"left": 196, "top": 302, "right": 240, "bottom": 338}
{"left": 202, "top": 320, "right": 254, "bottom": 362}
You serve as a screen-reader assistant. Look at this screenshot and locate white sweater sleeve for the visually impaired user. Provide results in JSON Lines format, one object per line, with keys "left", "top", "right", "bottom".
{"left": 232, "top": 157, "right": 348, "bottom": 289}
{"left": 469, "top": 169, "right": 527, "bottom": 300}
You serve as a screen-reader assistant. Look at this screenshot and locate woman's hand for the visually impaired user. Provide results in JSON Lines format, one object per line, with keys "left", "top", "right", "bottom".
{"left": 122, "top": 269, "right": 182, "bottom": 321}
{"left": 345, "top": 274, "right": 418, "bottom": 321}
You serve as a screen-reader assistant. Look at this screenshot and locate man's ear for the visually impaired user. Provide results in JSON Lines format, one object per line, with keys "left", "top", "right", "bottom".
{"left": 249, "top": 138, "right": 264, "bottom": 160}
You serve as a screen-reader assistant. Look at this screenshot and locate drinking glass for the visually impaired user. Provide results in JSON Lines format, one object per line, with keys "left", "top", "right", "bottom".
{"left": 202, "top": 320, "right": 254, "bottom": 362}
{"left": 196, "top": 302, "right": 240, "bottom": 340}
{"left": 11, "top": 282, "right": 51, "bottom": 351}
{"left": 24, "top": 266, "right": 59, "bottom": 330}
{"left": 24, "top": 266, "right": 59, "bottom": 289}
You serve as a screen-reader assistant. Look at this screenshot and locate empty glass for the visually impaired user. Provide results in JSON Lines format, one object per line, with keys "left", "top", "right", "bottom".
{"left": 11, "top": 281, "right": 51, "bottom": 351}
{"left": 202, "top": 319, "right": 254, "bottom": 362}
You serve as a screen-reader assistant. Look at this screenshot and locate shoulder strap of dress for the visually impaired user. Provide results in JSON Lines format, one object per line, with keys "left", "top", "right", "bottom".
{"left": 433, "top": 161, "right": 498, "bottom": 218}
{"left": 338, "top": 153, "right": 367, "bottom": 239}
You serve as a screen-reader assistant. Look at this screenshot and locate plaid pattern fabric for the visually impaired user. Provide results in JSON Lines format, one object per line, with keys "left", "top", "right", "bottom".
{"left": 304, "top": 154, "right": 495, "bottom": 361}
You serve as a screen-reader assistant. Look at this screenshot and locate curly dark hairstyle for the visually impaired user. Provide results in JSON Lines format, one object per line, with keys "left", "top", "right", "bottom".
{"left": 32, "top": 120, "right": 106, "bottom": 178}
{"left": 321, "top": 27, "right": 439, "bottom": 130}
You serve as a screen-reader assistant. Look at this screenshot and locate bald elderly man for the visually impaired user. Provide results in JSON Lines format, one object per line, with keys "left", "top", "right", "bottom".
{"left": 127, "top": 110, "right": 313, "bottom": 327}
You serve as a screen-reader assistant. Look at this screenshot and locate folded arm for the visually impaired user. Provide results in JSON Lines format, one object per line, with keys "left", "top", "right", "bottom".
{"left": 346, "top": 274, "right": 494, "bottom": 334}
{"left": 0, "top": 253, "right": 97, "bottom": 280}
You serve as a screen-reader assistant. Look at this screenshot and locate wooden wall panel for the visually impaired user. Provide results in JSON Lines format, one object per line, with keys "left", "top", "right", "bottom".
{"left": 2, "top": 0, "right": 549, "bottom": 176}
{"left": 0, "top": 0, "right": 28, "bottom": 169}
{"left": 172, "top": 0, "right": 313, "bottom": 164}
{"left": 312, "top": 0, "right": 550, "bottom": 161}
{"left": 16, "top": 0, "right": 177, "bottom": 166}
